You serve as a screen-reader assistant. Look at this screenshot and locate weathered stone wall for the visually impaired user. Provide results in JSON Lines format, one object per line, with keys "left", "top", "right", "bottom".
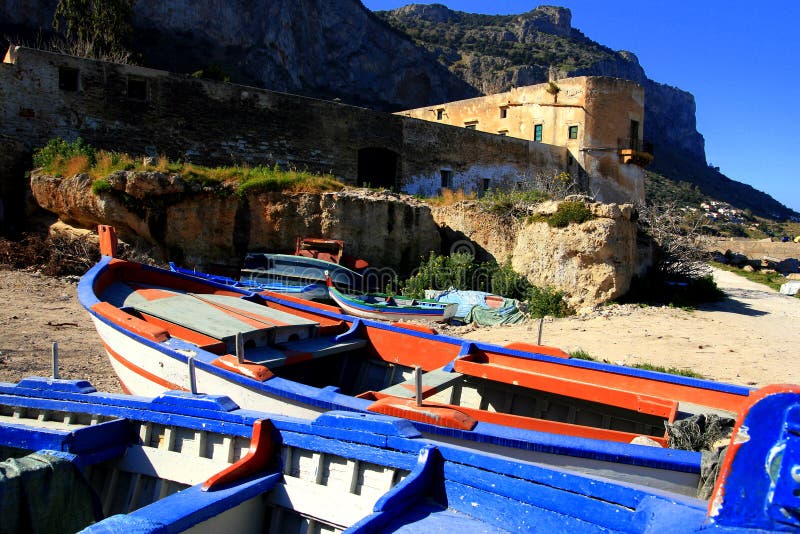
{"left": 1, "top": 46, "right": 576, "bottom": 229}
{"left": 30, "top": 170, "right": 441, "bottom": 274}
{"left": 707, "top": 237, "right": 800, "bottom": 262}
{"left": 432, "top": 200, "right": 638, "bottom": 310}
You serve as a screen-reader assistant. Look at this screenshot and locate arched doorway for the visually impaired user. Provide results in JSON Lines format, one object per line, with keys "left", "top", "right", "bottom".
{"left": 357, "top": 147, "right": 398, "bottom": 189}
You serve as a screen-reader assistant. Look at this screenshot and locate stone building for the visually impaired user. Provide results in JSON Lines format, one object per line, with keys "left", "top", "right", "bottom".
{"left": 0, "top": 46, "right": 647, "bottom": 232}
{"left": 399, "top": 77, "right": 652, "bottom": 204}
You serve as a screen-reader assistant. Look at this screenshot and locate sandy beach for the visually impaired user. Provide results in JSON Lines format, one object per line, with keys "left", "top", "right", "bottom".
{"left": 0, "top": 266, "right": 797, "bottom": 391}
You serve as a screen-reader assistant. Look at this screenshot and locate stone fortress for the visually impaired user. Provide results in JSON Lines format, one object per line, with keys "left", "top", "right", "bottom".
{"left": 1, "top": 45, "right": 650, "bottom": 228}
{"left": 1, "top": 45, "right": 649, "bottom": 308}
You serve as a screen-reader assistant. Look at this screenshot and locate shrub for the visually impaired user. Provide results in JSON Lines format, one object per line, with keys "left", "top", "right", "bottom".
{"left": 630, "top": 363, "right": 704, "bottom": 379}
{"left": 480, "top": 188, "right": 548, "bottom": 218}
{"left": 91, "top": 178, "right": 112, "bottom": 194}
{"left": 32, "top": 137, "right": 96, "bottom": 175}
{"left": 619, "top": 273, "right": 724, "bottom": 307}
{"left": 569, "top": 349, "right": 595, "bottom": 361}
{"left": 547, "top": 201, "right": 593, "bottom": 228}
{"left": 526, "top": 285, "right": 571, "bottom": 317}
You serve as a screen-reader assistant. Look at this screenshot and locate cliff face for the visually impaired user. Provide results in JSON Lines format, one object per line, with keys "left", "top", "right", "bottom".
{"left": 29, "top": 171, "right": 442, "bottom": 274}
{"left": 32, "top": 171, "right": 637, "bottom": 309}
{"left": 381, "top": 5, "right": 706, "bottom": 164}
{"left": 0, "top": 0, "right": 476, "bottom": 110}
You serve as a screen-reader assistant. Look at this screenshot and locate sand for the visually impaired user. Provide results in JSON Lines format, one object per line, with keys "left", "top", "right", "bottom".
{"left": 0, "top": 267, "right": 797, "bottom": 391}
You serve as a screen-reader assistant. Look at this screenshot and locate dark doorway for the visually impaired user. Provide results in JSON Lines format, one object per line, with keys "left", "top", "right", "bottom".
{"left": 357, "top": 147, "right": 398, "bottom": 189}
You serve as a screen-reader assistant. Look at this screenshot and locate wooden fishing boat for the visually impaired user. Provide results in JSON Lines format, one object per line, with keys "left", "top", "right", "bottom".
{"left": 0, "top": 377, "right": 797, "bottom": 532}
{"left": 325, "top": 273, "right": 458, "bottom": 322}
{"left": 169, "top": 263, "right": 328, "bottom": 300}
{"left": 242, "top": 251, "right": 363, "bottom": 290}
{"left": 80, "top": 226, "right": 768, "bottom": 496}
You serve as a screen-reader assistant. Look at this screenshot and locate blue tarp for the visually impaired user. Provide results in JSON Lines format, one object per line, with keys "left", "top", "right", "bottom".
{"left": 425, "top": 289, "right": 526, "bottom": 325}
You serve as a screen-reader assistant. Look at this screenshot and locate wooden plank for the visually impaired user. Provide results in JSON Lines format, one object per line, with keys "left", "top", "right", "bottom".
{"left": 114, "top": 445, "right": 232, "bottom": 486}
{"left": 378, "top": 368, "right": 463, "bottom": 399}
{"left": 192, "top": 294, "right": 318, "bottom": 328}
{"left": 266, "top": 475, "right": 378, "bottom": 529}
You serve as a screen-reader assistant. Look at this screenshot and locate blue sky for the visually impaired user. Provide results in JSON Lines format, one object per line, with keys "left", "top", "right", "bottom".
{"left": 363, "top": 1, "right": 800, "bottom": 214}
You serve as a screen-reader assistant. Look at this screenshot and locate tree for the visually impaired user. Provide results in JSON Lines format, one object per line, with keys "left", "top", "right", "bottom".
{"left": 53, "top": 0, "right": 135, "bottom": 61}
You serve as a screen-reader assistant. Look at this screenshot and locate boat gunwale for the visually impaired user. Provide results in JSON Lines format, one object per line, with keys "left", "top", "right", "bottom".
{"left": 78, "top": 257, "right": 737, "bottom": 474}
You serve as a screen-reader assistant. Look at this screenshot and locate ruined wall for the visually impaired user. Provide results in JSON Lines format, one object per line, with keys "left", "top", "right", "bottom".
{"left": 1, "top": 46, "right": 573, "bottom": 226}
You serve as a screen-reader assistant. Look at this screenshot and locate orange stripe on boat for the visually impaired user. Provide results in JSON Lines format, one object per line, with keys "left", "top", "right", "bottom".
{"left": 131, "top": 287, "right": 182, "bottom": 302}
{"left": 391, "top": 322, "right": 438, "bottom": 335}
{"left": 453, "top": 357, "right": 678, "bottom": 420}
{"left": 283, "top": 352, "right": 314, "bottom": 365}
{"left": 504, "top": 342, "right": 569, "bottom": 358}
{"left": 102, "top": 341, "right": 185, "bottom": 391}
{"left": 211, "top": 355, "right": 273, "bottom": 381}
{"left": 91, "top": 302, "right": 170, "bottom": 342}
{"left": 367, "top": 397, "right": 477, "bottom": 430}
{"left": 137, "top": 312, "right": 227, "bottom": 353}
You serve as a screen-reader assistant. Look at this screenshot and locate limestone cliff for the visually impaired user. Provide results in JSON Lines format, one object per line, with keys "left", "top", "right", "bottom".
{"left": 431, "top": 201, "right": 638, "bottom": 310}
{"left": 29, "top": 170, "right": 441, "bottom": 274}
{"left": 32, "top": 170, "right": 637, "bottom": 309}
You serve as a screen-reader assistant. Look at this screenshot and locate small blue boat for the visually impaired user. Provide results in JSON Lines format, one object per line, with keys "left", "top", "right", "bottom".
{"left": 169, "top": 263, "right": 328, "bottom": 300}
{"left": 326, "top": 273, "right": 458, "bottom": 322}
{"left": 0, "top": 378, "right": 797, "bottom": 532}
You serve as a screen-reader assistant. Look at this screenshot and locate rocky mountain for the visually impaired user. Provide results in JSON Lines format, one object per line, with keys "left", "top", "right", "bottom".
{"left": 378, "top": 4, "right": 796, "bottom": 220}
{"left": 0, "top": 0, "right": 477, "bottom": 110}
{"left": 1, "top": 1, "right": 795, "bottom": 219}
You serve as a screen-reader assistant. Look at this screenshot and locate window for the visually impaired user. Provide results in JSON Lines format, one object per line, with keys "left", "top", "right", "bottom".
{"left": 440, "top": 170, "right": 453, "bottom": 189}
{"left": 499, "top": 107, "right": 508, "bottom": 119}
{"left": 436, "top": 109, "right": 444, "bottom": 120}
{"left": 58, "top": 67, "right": 79, "bottom": 91}
{"left": 568, "top": 125, "right": 578, "bottom": 139}
{"left": 464, "top": 121, "right": 478, "bottom": 130}
{"left": 127, "top": 77, "right": 148, "bottom": 101}
{"left": 533, "top": 124, "right": 543, "bottom": 142}
{"left": 482, "top": 178, "right": 491, "bottom": 192}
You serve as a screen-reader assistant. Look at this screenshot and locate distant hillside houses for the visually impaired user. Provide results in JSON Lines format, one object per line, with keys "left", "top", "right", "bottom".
{"left": 701, "top": 201, "right": 744, "bottom": 224}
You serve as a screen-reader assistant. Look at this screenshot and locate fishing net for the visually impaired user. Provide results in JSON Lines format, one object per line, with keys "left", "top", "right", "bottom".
{"left": 665, "top": 413, "right": 735, "bottom": 499}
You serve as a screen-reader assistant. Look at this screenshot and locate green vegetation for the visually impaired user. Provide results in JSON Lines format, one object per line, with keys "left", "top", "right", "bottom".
{"left": 628, "top": 363, "right": 704, "bottom": 379}
{"left": 33, "top": 137, "right": 96, "bottom": 171}
{"left": 567, "top": 350, "right": 704, "bottom": 378}
{"left": 619, "top": 274, "right": 724, "bottom": 308}
{"left": 402, "top": 251, "right": 571, "bottom": 317}
{"left": 568, "top": 349, "right": 594, "bottom": 361}
{"left": 711, "top": 262, "right": 796, "bottom": 296}
{"left": 32, "top": 138, "right": 344, "bottom": 196}
{"left": 526, "top": 286, "right": 570, "bottom": 317}
{"left": 377, "top": 7, "right": 619, "bottom": 75}
{"left": 480, "top": 188, "right": 548, "bottom": 218}
{"left": 53, "top": 0, "right": 134, "bottom": 60}
{"left": 545, "top": 201, "right": 593, "bottom": 228}
{"left": 644, "top": 171, "right": 706, "bottom": 208}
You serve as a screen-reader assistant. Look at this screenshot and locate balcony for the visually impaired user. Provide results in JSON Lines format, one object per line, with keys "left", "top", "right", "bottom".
{"left": 618, "top": 138, "right": 653, "bottom": 167}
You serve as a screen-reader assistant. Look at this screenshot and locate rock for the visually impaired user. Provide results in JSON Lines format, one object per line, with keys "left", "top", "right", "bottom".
{"left": 777, "top": 258, "right": 800, "bottom": 274}
{"left": 780, "top": 281, "right": 800, "bottom": 296}
{"left": 787, "top": 273, "right": 800, "bottom": 281}
{"left": 30, "top": 170, "right": 439, "bottom": 274}
{"left": 630, "top": 436, "right": 663, "bottom": 447}
{"left": 743, "top": 265, "right": 755, "bottom": 272}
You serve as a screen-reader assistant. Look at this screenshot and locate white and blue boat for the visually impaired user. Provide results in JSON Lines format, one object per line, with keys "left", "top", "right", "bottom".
{"left": 325, "top": 273, "right": 458, "bottom": 322}
{"left": 242, "top": 252, "right": 364, "bottom": 291}
{"left": 78, "top": 226, "right": 782, "bottom": 498}
{"left": 0, "top": 377, "right": 797, "bottom": 532}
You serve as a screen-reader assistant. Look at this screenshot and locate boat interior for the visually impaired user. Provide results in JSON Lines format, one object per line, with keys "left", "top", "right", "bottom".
{"left": 85, "top": 264, "right": 747, "bottom": 447}
{"left": 0, "top": 385, "right": 418, "bottom": 533}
